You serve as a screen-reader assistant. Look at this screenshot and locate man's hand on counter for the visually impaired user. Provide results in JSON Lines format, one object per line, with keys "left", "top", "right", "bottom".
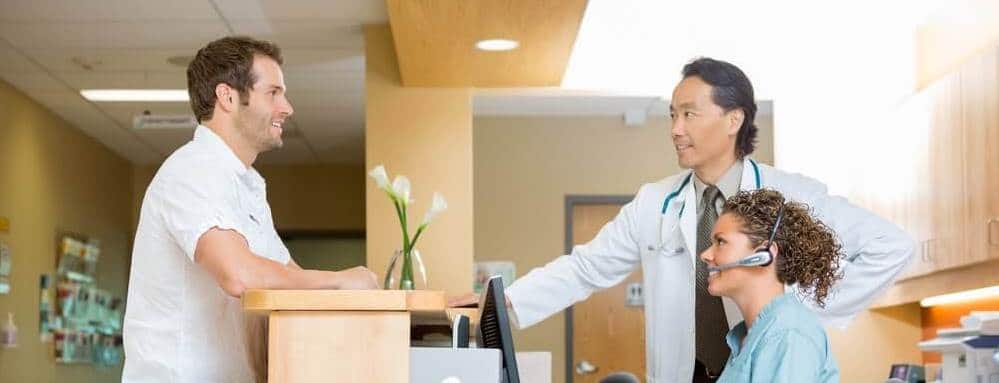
{"left": 331, "top": 266, "right": 380, "bottom": 290}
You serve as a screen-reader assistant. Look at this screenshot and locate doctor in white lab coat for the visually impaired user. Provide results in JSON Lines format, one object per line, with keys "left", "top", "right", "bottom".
{"left": 456, "top": 58, "right": 915, "bottom": 382}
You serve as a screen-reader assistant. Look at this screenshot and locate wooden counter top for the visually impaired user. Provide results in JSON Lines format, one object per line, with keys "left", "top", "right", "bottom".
{"left": 242, "top": 289, "right": 447, "bottom": 311}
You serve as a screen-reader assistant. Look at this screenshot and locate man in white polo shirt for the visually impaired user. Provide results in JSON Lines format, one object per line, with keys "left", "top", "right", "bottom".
{"left": 122, "top": 36, "right": 379, "bottom": 383}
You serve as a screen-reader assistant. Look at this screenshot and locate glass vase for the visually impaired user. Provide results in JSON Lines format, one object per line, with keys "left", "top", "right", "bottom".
{"left": 384, "top": 249, "right": 428, "bottom": 290}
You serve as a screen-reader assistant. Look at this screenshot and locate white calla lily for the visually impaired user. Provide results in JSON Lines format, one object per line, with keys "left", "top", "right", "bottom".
{"left": 392, "top": 176, "right": 412, "bottom": 205}
{"left": 368, "top": 165, "right": 390, "bottom": 191}
{"left": 422, "top": 192, "right": 448, "bottom": 225}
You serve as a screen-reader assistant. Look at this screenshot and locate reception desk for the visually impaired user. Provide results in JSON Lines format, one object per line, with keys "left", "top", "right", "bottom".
{"left": 242, "top": 289, "right": 474, "bottom": 383}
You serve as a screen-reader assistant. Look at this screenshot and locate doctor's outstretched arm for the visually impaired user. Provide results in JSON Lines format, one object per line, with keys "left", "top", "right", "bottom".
{"left": 503, "top": 187, "right": 646, "bottom": 329}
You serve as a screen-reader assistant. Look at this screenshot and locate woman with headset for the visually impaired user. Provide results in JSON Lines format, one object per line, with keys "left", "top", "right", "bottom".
{"left": 700, "top": 189, "right": 842, "bottom": 382}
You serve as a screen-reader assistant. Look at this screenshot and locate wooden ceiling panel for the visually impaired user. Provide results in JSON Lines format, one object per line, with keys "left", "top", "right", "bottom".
{"left": 386, "top": 0, "right": 587, "bottom": 87}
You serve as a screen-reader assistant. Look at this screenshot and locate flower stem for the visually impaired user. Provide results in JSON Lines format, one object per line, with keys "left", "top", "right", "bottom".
{"left": 396, "top": 199, "right": 415, "bottom": 290}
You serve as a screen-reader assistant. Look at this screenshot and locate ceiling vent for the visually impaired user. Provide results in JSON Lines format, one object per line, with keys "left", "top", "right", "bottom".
{"left": 133, "top": 114, "right": 197, "bottom": 130}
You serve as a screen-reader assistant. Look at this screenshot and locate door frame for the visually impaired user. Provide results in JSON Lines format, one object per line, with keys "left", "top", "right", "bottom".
{"left": 564, "top": 194, "right": 635, "bottom": 383}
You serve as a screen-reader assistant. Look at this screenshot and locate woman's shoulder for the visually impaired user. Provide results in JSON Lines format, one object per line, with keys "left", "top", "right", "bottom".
{"left": 765, "top": 294, "right": 829, "bottom": 344}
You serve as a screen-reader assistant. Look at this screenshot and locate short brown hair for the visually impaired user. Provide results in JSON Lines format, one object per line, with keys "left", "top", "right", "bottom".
{"left": 187, "top": 36, "right": 283, "bottom": 123}
{"left": 722, "top": 189, "right": 843, "bottom": 308}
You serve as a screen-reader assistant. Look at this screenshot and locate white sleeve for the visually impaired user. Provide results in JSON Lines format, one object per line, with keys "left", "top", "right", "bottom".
{"left": 794, "top": 181, "right": 916, "bottom": 328}
{"left": 505, "top": 187, "right": 646, "bottom": 329}
{"left": 154, "top": 174, "right": 249, "bottom": 261}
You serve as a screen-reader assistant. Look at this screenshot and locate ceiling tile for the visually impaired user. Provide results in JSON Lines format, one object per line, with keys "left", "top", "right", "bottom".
{"left": 20, "top": 48, "right": 198, "bottom": 73}
{"left": 0, "top": 40, "right": 40, "bottom": 73}
{"left": 213, "top": 0, "right": 387, "bottom": 23}
{"left": 59, "top": 71, "right": 188, "bottom": 90}
{"left": 0, "top": 21, "right": 229, "bottom": 49}
{"left": 284, "top": 71, "right": 363, "bottom": 93}
{"left": 0, "top": 71, "right": 66, "bottom": 91}
{"left": 229, "top": 20, "right": 363, "bottom": 49}
{"left": 15, "top": 87, "right": 87, "bottom": 108}
{"left": 0, "top": 0, "right": 219, "bottom": 22}
{"left": 281, "top": 48, "right": 364, "bottom": 73}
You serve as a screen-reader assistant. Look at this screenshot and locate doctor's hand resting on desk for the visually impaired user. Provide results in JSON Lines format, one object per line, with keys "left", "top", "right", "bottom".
{"left": 702, "top": 189, "right": 840, "bottom": 383}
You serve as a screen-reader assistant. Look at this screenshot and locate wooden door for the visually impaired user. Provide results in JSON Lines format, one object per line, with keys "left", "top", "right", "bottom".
{"left": 570, "top": 203, "right": 645, "bottom": 383}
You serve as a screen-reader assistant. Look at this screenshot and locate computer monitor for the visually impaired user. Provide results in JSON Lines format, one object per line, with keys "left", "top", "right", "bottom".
{"left": 477, "top": 275, "right": 520, "bottom": 383}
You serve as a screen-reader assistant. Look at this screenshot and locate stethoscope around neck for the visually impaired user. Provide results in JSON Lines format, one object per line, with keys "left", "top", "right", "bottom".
{"left": 651, "top": 159, "right": 763, "bottom": 258}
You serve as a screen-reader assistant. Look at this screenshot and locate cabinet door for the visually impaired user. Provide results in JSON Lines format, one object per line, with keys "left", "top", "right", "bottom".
{"left": 926, "top": 72, "right": 968, "bottom": 272}
{"left": 895, "top": 91, "right": 935, "bottom": 280}
{"left": 961, "top": 46, "right": 999, "bottom": 265}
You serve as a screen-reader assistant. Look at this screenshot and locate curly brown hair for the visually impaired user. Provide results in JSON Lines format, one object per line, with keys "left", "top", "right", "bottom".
{"left": 721, "top": 189, "right": 843, "bottom": 308}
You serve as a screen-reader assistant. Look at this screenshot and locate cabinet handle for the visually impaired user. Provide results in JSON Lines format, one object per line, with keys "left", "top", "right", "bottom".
{"left": 989, "top": 218, "right": 999, "bottom": 246}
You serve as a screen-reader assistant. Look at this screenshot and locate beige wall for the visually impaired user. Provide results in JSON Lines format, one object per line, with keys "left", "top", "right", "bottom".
{"left": 0, "top": 80, "right": 133, "bottom": 382}
{"left": 473, "top": 114, "right": 774, "bottom": 383}
{"left": 364, "top": 25, "right": 474, "bottom": 292}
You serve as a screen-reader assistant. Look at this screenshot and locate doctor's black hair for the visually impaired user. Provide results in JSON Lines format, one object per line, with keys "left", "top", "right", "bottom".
{"left": 681, "top": 57, "right": 758, "bottom": 159}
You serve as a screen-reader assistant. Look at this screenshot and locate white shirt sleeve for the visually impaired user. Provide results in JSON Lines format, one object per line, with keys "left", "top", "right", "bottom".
{"left": 154, "top": 173, "right": 249, "bottom": 261}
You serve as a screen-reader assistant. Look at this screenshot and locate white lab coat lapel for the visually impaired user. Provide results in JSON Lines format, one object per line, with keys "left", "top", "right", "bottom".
{"left": 678, "top": 174, "right": 698, "bottom": 265}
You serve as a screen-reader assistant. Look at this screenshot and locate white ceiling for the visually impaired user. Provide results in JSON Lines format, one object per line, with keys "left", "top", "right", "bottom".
{"left": 0, "top": 0, "right": 776, "bottom": 165}
{"left": 0, "top": 0, "right": 381, "bottom": 165}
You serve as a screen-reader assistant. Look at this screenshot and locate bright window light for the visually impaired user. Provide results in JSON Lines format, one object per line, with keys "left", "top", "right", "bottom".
{"left": 920, "top": 285, "right": 999, "bottom": 307}
{"left": 475, "top": 39, "right": 519, "bottom": 51}
{"left": 80, "top": 89, "right": 189, "bottom": 102}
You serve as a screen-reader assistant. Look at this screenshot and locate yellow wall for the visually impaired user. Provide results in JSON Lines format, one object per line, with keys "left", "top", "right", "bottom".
{"left": 473, "top": 114, "right": 774, "bottom": 383}
{"left": 0, "top": 80, "right": 132, "bottom": 381}
{"left": 364, "top": 25, "right": 474, "bottom": 293}
{"left": 916, "top": 0, "right": 999, "bottom": 89}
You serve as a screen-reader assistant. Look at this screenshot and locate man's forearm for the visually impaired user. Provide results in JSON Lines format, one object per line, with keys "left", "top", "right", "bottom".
{"left": 234, "top": 256, "right": 340, "bottom": 294}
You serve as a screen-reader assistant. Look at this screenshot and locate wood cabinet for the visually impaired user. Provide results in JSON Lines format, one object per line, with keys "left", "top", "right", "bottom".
{"left": 897, "top": 43, "right": 999, "bottom": 280}
{"left": 961, "top": 45, "right": 999, "bottom": 266}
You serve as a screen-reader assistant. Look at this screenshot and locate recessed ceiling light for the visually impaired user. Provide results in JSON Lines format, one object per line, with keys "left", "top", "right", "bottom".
{"left": 80, "top": 89, "right": 189, "bottom": 102}
{"left": 475, "top": 39, "right": 519, "bottom": 52}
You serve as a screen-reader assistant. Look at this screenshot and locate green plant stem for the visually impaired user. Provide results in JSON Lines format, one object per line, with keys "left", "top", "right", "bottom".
{"left": 397, "top": 199, "right": 415, "bottom": 289}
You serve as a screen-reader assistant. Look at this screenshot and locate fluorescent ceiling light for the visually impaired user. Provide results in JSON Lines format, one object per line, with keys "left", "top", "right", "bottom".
{"left": 475, "top": 39, "right": 519, "bottom": 51}
{"left": 920, "top": 285, "right": 999, "bottom": 307}
{"left": 80, "top": 89, "right": 189, "bottom": 102}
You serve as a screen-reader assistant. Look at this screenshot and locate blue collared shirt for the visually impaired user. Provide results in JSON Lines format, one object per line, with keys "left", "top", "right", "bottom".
{"left": 717, "top": 292, "right": 840, "bottom": 383}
